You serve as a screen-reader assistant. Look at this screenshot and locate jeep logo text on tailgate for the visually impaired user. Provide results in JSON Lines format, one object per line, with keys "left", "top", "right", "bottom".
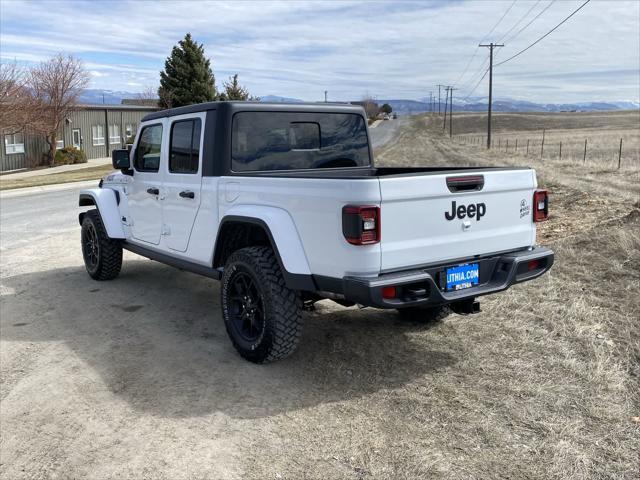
{"left": 445, "top": 201, "right": 486, "bottom": 221}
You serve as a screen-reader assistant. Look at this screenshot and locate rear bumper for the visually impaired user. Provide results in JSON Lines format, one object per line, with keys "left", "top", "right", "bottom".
{"left": 317, "top": 246, "right": 554, "bottom": 309}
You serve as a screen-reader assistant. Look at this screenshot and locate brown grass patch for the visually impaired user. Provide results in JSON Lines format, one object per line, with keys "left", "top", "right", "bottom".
{"left": 0, "top": 164, "right": 113, "bottom": 190}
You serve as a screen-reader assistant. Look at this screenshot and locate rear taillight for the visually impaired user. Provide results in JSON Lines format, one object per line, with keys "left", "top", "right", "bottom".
{"left": 533, "top": 189, "right": 549, "bottom": 222}
{"left": 342, "top": 205, "right": 380, "bottom": 245}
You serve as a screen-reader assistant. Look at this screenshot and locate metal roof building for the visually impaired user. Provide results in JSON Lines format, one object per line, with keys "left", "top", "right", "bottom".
{"left": 1, "top": 104, "right": 158, "bottom": 172}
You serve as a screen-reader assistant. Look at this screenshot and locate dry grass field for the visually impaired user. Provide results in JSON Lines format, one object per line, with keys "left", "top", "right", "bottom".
{"left": 450, "top": 110, "right": 640, "bottom": 171}
{"left": 371, "top": 111, "right": 640, "bottom": 478}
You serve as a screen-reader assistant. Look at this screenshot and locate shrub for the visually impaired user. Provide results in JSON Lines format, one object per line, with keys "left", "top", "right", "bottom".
{"left": 54, "top": 146, "right": 87, "bottom": 165}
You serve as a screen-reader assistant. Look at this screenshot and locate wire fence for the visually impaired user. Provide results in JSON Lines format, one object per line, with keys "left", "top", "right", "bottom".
{"left": 454, "top": 129, "right": 640, "bottom": 170}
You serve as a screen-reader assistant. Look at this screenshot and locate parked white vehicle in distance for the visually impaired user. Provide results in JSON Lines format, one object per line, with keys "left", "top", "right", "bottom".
{"left": 79, "top": 101, "right": 554, "bottom": 363}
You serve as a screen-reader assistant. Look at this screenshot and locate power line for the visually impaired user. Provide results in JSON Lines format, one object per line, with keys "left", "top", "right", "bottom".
{"left": 462, "top": 66, "right": 490, "bottom": 101}
{"left": 459, "top": 56, "right": 489, "bottom": 92}
{"left": 453, "top": 0, "right": 517, "bottom": 87}
{"left": 460, "top": 1, "right": 554, "bottom": 101}
{"left": 495, "top": 0, "right": 591, "bottom": 67}
{"left": 502, "top": 0, "right": 557, "bottom": 45}
{"left": 497, "top": 0, "right": 543, "bottom": 44}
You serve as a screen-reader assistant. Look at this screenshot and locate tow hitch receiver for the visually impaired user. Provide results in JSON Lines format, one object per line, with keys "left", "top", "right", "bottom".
{"left": 450, "top": 299, "right": 481, "bottom": 315}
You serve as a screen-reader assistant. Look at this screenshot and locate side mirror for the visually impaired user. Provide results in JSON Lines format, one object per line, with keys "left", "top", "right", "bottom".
{"left": 112, "top": 149, "right": 131, "bottom": 170}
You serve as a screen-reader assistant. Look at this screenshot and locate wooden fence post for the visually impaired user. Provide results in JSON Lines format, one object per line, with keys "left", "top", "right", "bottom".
{"left": 559, "top": 141, "right": 562, "bottom": 160}
{"left": 541, "top": 129, "right": 545, "bottom": 158}
{"left": 583, "top": 139, "right": 587, "bottom": 163}
{"left": 506, "top": 139, "right": 509, "bottom": 152}
{"left": 498, "top": 139, "right": 501, "bottom": 149}
{"left": 515, "top": 138, "right": 518, "bottom": 152}
{"left": 618, "top": 138, "right": 622, "bottom": 169}
{"left": 526, "top": 139, "right": 529, "bottom": 155}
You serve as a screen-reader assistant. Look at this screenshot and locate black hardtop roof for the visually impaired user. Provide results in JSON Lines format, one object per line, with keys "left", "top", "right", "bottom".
{"left": 141, "top": 101, "right": 366, "bottom": 122}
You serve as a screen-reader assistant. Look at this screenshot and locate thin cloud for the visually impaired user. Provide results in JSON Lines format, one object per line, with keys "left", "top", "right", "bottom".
{"left": 0, "top": 0, "right": 637, "bottom": 102}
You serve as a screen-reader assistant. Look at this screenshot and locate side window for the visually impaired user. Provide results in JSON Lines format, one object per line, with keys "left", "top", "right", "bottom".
{"left": 134, "top": 124, "right": 163, "bottom": 172}
{"left": 169, "top": 118, "right": 201, "bottom": 174}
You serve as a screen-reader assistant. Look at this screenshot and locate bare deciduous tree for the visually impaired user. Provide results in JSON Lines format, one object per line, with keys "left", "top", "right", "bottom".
{"left": 134, "top": 86, "right": 159, "bottom": 106}
{"left": 0, "top": 61, "right": 34, "bottom": 134}
{"left": 360, "top": 94, "right": 380, "bottom": 120}
{"left": 29, "top": 54, "right": 89, "bottom": 166}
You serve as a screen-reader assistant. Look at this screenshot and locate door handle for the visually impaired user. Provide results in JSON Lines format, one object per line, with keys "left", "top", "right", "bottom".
{"left": 179, "top": 190, "right": 195, "bottom": 199}
{"left": 147, "top": 187, "right": 159, "bottom": 195}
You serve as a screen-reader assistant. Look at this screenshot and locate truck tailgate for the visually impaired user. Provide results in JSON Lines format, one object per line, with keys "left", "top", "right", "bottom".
{"left": 379, "top": 169, "right": 537, "bottom": 272}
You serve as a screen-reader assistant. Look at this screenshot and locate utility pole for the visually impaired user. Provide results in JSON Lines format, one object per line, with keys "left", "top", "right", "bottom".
{"left": 449, "top": 87, "right": 457, "bottom": 138}
{"left": 437, "top": 84, "right": 445, "bottom": 115}
{"left": 479, "top": 42, "right": 503, "bottom": 149}
{"left": 429, "top": 92, "right": 433, "bottom": 113}
{"left": 324, "top": 90, "right": 328, "bottom": 102}
{"left": 443, "top": 86, "right": 450, "bottom": 131}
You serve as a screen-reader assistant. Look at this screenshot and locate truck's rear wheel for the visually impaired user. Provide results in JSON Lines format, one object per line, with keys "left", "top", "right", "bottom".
{"left": 397, "top": 305, "right": 451, "bottom": 324}
{"left": 221, "top": 246, "right": 302, "bottom": 363}
{"left": 81, "top": 209, "right": 122, "bottom": 280}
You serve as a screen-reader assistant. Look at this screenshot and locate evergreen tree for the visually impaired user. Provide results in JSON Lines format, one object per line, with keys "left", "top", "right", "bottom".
{"left": 219, "top": 74, "right": 257, "bottom": 101}
{"left": 158, "top": 33, "right": 216, "bottom": 108}
{"left": 380, "top": 103, "right": 393, "bottom": 114}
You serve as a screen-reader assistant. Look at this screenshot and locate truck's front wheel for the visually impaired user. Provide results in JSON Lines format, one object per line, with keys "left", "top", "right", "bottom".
{"left": 81, "top": 209, "right": 122, "bottom": 280}
{"left": 221, "top": 246, "right": 302, "bottom": 363}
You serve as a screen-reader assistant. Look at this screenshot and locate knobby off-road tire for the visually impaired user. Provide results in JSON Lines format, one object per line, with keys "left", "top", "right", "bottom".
{"left": 221, "top": 246, "right": 303, "bottom": 363}
{"left": 81, "top": 209, "right": 122, "bottom": 281}
{"left": 397, "top": 305, "right": 451, "bottom": 324}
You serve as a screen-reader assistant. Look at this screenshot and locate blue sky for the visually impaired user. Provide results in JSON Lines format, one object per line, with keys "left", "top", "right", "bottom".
{"left": 1, "top": 0, "right": 638, "bottom": 103}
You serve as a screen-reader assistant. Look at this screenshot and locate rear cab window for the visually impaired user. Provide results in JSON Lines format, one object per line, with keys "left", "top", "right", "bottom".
{"left": 232, "top": 112, "right": 370, "bottom": 172}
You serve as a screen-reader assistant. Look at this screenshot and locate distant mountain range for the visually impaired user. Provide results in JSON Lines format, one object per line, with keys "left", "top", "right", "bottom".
{"left": 79, "top": 89, "right": 141, "bottom": 105}
{"left": 79, "top": 90, "right": 639, "bottom": 113}
{"left": 382, "top": 97, "right": 640, "bottom": 115}
{"left": 259, "top": 95, "right": 304, "bottom": 103}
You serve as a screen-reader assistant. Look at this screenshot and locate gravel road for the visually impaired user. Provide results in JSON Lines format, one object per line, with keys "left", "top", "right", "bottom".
{"left": 370, "top": 118, "right": 407, "bottom": 150}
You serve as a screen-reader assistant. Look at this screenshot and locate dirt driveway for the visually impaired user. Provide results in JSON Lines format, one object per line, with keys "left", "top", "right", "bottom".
{"left": 1, "top": 115, "right": 638, "bottom": 479}
{"left": 1, "top": 233, "right": 458, "bottom": 479}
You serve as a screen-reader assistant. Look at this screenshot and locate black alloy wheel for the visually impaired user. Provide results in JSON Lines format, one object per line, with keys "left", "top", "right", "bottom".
{"left": 82, "top": 221, "right": 100, "bottom": 269}
{"left": 227, "top": 268, "right": 266, "bottom": 343}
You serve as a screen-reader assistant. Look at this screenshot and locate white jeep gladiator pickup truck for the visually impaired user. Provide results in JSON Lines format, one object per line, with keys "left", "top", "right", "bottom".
{"left": 79, "top": 101, "right": 554, "bottom": 363}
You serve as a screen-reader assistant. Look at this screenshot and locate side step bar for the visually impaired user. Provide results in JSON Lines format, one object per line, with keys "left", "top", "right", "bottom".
{"left": 122, "top": 242, "right": 223, "bottom": 280}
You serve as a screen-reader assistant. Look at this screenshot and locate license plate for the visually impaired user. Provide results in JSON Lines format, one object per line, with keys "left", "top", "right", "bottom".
{"left": 445, "top": 263, "right": 479, "bottom": 291}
